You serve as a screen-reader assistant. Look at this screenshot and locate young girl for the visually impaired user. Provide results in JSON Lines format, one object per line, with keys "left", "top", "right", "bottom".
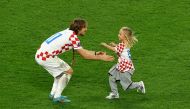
{"left": 101, "top": 27, "right": 145, "bottom": 99}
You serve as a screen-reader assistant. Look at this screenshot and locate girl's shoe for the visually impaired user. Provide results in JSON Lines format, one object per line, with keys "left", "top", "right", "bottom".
{"left": 105, "top": 92, "right": 119, "bottom": 99}
{"left": 137, "top": 81, "right": 145, "bottom": 94}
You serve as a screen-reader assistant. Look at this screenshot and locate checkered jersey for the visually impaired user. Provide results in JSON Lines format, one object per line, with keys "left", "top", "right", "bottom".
{"left": 115, "top": 42, "right": 125, "bottom": 57}
{"left": 115, "top": 43, "right": 134, "bottom": 72}
{"left": 36, "top": 29, "right": 82, "bottom": 61}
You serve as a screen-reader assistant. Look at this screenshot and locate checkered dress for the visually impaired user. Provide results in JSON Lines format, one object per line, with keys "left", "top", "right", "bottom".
{"left": 115, "top": 43, "right": 134, "bottom": 72}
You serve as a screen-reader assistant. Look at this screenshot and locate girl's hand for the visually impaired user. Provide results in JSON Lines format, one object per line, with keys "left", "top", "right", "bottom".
{"left": 101, "top": 42, "right": 107, "bottom": 47}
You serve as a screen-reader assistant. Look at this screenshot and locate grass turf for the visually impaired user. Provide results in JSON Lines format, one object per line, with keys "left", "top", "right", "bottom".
{"left": 0, "top": 0, "right": 190, "bottom": 108}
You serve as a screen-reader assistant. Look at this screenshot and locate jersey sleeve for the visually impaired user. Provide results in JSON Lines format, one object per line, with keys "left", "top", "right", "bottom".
{"left": 69, "top": 35, "right": 82, "bottom": 50}
{"left": 115, "top": 43, "right": 125, "bottom": 55}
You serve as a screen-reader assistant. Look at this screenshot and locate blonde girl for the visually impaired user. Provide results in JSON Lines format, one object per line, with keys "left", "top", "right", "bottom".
{"left": 101, "top": 27, "right": 145, "bottom": 99}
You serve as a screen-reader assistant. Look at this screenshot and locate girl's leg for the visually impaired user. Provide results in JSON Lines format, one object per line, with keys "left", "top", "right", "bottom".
{"left": 109, "top": 75, "right": 119, "bottom": 95}
{"left": 129, "top": 81, "right": 145, "bottom": 94}
{"left": 128, "top": 82, "right": 141, "bottom": 89}
{"left": 119, "top": 72, "right": 133, "bottom": 91}
{"left": 106, "top": 75, "right": 119, "bottom": 99}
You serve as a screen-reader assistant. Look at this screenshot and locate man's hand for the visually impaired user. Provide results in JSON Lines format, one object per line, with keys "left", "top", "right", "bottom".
{"left": 96, "top": 51, "right": 106, "bottom": 55}
{"left": 98, "top": 54, "right": 114, "bottom": 61}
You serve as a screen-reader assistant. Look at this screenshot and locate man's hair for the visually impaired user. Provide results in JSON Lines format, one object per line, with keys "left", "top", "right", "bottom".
{"left": 69, "top": 18, "right": 87, "bottom": 34}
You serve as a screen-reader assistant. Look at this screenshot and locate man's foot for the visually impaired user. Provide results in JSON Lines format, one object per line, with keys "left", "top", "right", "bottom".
{"left": 49, "top": 94, "right": 68, "bottom": 100}
{"left": 49, "top": 94, "right": 54, "bottom": 100}
{"left": 60, "top": 95, "right": 68, "bottom": 99}
{"left": 53, "top": 96, "right": 71, "bottom": 103}
{"left": 105, "top": 92, "right": 119, "bottom": 99}
{"left": 137, "top": 81, "right": 145, "bottom": 94}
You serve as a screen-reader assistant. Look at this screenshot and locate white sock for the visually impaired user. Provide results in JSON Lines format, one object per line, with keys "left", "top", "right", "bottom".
{"left": 67, "top": 74, "right": 72, "bottom": 82}
{"left": 50, "top": 78, "right": 58, "bottom": 95}
{"left": 54, "top": 74, "right": 72, "bottom": 98}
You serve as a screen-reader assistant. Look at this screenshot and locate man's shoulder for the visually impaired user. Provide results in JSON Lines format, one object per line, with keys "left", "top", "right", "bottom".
{"left": 60, "top": 28, "right": 72, "bottom": 33}
{"left": 59, "top": 28, "right": 77, "bottom": 37}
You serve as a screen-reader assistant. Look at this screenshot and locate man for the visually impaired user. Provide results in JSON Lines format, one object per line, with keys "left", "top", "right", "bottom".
{"left": 35, "top": 18, "right": 114, "bottom": 103}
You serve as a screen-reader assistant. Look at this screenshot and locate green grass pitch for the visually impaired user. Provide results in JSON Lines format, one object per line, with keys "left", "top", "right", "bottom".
{"left": 0, "top": 0, "right": 190, "bottom": 109}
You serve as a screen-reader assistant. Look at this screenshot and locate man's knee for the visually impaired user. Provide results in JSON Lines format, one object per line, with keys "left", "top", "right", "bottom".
{"left": 65, "top": 68, "right": 73, "bottom": 75}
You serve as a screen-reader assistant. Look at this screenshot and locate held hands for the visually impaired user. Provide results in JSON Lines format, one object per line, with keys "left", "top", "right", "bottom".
{"left": 95, "top": 51, "right": 114, "bottom": 61}
{"left": 98, "top": 42, "right": 115, "bottom": 61}
{"left": 95, "top": 51, "right": 114, "bottom": 62}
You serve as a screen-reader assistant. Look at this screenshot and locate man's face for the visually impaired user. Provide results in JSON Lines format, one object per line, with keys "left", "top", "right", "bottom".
{"left": 78, "top": 27, "right": 87, "bottom": 36}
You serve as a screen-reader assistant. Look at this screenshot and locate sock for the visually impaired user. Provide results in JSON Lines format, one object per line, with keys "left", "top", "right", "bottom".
{"left": 54, "top": 74, "right": 72, "bottom": 98}
{"left": 66, "top": 74, "right": 72, "bottom": 83}
{"left": 50, "top": 78, "right": 58, "bottom": 96}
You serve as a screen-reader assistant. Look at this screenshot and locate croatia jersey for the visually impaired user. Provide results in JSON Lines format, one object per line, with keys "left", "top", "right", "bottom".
{"left": 36, "top": 28, "right": 82, "bottom": 61}
{"left": 115, "top": 42, "right": 134, "bottom": 72}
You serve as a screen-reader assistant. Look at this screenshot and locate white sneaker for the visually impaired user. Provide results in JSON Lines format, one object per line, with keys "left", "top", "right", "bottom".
{"left": 105, "top": 92, "right": 119, "bottom": 99}
{"left": 137, "top": 81, "right": 145, "bottom": 94}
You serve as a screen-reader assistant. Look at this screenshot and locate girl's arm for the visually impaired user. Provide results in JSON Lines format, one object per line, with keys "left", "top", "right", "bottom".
{"left": 101, "top": 42, "right": 116, "bottom": 52}
{"left": 109, "top": 42, "right": 117, "bottom": 47}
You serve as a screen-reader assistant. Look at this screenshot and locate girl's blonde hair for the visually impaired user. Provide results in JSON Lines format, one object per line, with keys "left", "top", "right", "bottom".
{"left": 121, "top": 27, "right": 138, "bottom": 48}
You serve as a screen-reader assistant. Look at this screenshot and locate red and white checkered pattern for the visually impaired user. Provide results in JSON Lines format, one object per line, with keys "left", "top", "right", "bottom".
{"left": 116, "top": 42, "right": 125, "bottom": 56}
{"left": 36, "top": 51, "right": 54, "bottom": 61}
{"left": 117, "top": 59, "right": 133, "bottom": 72}
{"left": 36, "top": 29, "right": 82, "bottom": 61}
{"left": 69, "top": 34, "right": 81, "bottom": 49}
{"left": 115, "top": 42, "right": 134, "bottom": 72}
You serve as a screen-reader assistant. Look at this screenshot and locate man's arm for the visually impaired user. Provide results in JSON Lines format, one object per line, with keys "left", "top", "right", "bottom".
{"left": 83, "top": 50, "right": 106, "bottom": 55}
{"left": 76, "top": 48, "right": 114, "bottom": 61}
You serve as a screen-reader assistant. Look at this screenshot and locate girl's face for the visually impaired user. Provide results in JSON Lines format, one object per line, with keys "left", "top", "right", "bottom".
{"left": 118, "top": 29, "right": 126, "bottom": 41}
